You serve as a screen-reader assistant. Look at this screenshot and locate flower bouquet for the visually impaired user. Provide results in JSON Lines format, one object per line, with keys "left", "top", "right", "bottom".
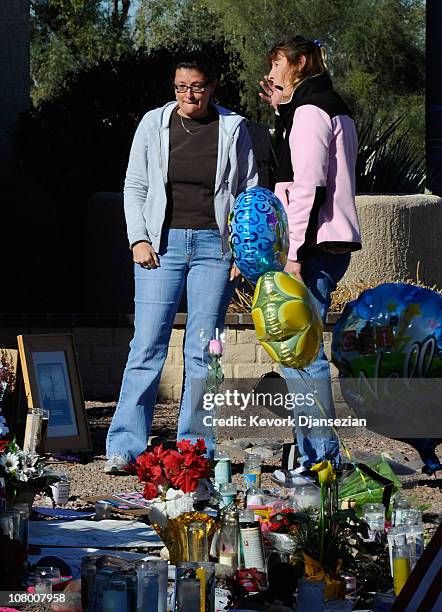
{"left": 1, "top": 358, "right": 60, "bottom": 508}
{"left": 129, "top": 439, "right": 217, "bottom": 562}
{"left": 0, "top": 439, "right": 60, "bottom": 508}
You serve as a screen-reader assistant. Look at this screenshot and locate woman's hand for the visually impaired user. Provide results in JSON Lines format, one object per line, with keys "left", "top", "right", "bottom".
{"left": 259, "top": 75, "right": 283, "bottom": 110}
{"left": 132, "top": 241, "right": 160, "bottom": 269}
{"left": 230, "top": 262, "right": 241, "bottom": 281}
{"left": 284, "top": 259, "right": 303, "bottom": 281}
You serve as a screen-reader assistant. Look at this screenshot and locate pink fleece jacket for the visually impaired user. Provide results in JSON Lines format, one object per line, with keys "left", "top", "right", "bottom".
{"left": 275, "top": 104, "right": 361, "bottom": 262}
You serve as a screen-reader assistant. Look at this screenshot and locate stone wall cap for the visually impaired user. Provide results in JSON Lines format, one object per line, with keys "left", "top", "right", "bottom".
{"left": 356, "top": 194, "right": 442, "bottom": 206}
{"left": 0, "top": 312, "right": 340, "bottom": 328}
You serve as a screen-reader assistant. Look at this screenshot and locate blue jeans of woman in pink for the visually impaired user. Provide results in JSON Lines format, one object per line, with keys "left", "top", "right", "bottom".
{"left": 282, "top": 251, "right": 351, "bottom": 468}
{"left": 106, "top": 229, "right": 234, "bottom": 461}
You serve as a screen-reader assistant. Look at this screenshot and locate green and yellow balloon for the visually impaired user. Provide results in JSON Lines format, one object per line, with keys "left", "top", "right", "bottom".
{"left": 251, "top": 271, "right": 323, "bottom": 369}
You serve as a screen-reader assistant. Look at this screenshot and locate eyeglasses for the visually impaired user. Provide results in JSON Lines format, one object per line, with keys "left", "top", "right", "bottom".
{"left": 174, "top": 83, "right": 206, "bottom": 94}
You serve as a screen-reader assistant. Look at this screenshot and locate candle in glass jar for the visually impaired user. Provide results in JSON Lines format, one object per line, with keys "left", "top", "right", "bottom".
{"left": 176, "top": 578, "right": 200, "bottom": 612}
{"left": 187, "top": 522, "right": 208, "bottom": 562}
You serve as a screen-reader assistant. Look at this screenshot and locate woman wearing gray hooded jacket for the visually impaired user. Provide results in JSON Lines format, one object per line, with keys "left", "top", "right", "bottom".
{"left": 105, "top": 52, "right": 258, "bottom": 472}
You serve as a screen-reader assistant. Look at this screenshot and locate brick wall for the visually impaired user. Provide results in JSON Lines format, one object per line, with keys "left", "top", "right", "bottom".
{"left": 0, "top": 314, "right": 338, "bottom": 402}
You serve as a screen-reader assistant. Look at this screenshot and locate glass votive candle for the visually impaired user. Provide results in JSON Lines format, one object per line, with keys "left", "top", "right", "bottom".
{"left": 363, "top": 502, "right": 385, "bottom": 532}
{"left": 35, "top": 577, "right": 52, "bottom": 595}
{"left": 0, "top": 515, "right": 13, "bottom": 538}
{"left": 136, "top": 558, "right": 168, "bottom": 612}
{"left": 36, "top": 566, "right": 61, "bottom": 585}
{"left": 136, "top": 557, "right": 169, "bottom": 612}
{"left": 296, "top": 486, "right": 321, "bottom": 509}
{"left": 141, "top": 573, "right": 159, "bottom": 612}
{"left": 401, "top": 508, "right": 422, "bottom": 525}
{"left": 175, "top": 578, "right": 200, "bottom": 612}
{"left": 1, "top": 510, "right": 21, "bottom": 540}
{"left": 219, "top": 482, "right": 237, "bottom": 507}
{"left": 187, "top": 522, "right": 208, "bottom": 562}
{"left": 50, "top": 472, "right": 71, "bottom": 506}
{"left": 176, "top": 561, "right": 215, "bottom": 612}
{"left": 9, "top": 503, "right": 30, "bottom": 548}
{"left": 95, "top": 501, "right": 112, "bottom": 520}
{"left": 36, "top": 408, "right": 50, "bottom": 454}
{"left": 341, "top": 573, "right": 357, "bottom": 595}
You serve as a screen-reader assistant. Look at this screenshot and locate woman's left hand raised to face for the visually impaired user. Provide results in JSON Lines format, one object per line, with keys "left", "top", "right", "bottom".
{"left": 230, "top": 262, "right": 241, "bottom": 281}
{"left": 259, "top": 75, "right": 284, "bottom": 110}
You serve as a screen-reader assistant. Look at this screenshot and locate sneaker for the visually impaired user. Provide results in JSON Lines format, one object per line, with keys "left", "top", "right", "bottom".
{"left": 104, "top": 455, "right": 130, "bottom": 475}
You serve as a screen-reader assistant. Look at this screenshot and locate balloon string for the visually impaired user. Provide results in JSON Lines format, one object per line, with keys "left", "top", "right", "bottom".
{"left": 298, "top": 370, "right": 374, "bottom": 499}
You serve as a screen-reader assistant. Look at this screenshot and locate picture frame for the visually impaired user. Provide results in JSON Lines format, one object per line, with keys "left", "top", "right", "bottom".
{"left": 17, "top": 334, "right": 91, "bottom": 452}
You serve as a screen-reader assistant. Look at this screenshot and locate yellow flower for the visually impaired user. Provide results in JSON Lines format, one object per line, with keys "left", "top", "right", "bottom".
{"left": 310, "top": 461, "right": 336, "bottom": 486}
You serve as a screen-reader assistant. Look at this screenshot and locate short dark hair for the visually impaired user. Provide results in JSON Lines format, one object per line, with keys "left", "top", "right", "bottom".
{"left": 174, "top": 51, "right": 217, "bottom": 83}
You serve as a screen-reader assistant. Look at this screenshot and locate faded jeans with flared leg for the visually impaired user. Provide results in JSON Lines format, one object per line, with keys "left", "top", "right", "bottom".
{"left": 106, "top": 228, "right": 234, "bottom": 461}
{"left": 282, "top": 251, "right": 351, "bottom": 468}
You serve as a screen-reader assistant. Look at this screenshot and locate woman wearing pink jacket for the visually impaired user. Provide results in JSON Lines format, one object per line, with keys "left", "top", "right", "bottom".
{"left": 260, "top": 36, "right": 362, "bottom": 473}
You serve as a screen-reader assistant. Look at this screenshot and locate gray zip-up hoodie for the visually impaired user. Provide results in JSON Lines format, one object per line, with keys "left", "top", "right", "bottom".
{"left": 124, "top": 101, "right": 259, "bottom": 255}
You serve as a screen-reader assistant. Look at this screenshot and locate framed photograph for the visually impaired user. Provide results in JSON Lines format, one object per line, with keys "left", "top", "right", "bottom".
{"left": 17, "top": 334, "right": 91, "bottom": 452}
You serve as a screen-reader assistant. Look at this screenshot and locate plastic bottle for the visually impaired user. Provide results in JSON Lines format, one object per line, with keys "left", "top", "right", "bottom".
{"left": 243, "top": 454, "right": 261, "bottom": 489}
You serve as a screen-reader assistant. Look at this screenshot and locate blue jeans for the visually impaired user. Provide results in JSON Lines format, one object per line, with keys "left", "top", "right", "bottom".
{"left": 106, "top": 229, "right": 234, "bottom": 461}
{"left": 282, "top": 251, "right": 351, "bottom": 468}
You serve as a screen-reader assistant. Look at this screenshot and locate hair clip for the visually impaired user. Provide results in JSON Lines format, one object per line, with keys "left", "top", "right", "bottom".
{"left": 313, "top": 39, "right": 323, "bottom": 47}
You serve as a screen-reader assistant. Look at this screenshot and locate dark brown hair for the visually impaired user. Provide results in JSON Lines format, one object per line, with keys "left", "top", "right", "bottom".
{"left": 174, "top": 51, "right": 217, "bottom": 84}
{"left": 268, "top": 35, "right": 328, "bottom": 89}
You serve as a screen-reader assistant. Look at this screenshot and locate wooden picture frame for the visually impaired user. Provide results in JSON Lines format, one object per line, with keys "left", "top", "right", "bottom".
{"left": 17, "top": 334, "right": 91, "bottom": 452}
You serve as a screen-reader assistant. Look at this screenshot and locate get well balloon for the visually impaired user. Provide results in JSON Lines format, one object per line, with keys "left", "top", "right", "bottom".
{"left": 331, "top": 282, "right": 442, "bottom": 440}
{"left": 228, "top": 187, "right": 289, "bottom": 282}
{"left": 332, "top": 283, "right": 442, "bottom": 378}
{"left": 251, "top": 271, "right": 323, "bottom": 369}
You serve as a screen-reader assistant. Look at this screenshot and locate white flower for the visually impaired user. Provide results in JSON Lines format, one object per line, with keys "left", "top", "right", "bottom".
{"left": 0, "top": 452, "right": 20, "bottom": 473}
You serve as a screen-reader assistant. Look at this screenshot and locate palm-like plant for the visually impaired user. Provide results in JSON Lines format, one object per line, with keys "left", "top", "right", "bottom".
{"left": 356, "top": 115, "right": 425, "bottom": 194}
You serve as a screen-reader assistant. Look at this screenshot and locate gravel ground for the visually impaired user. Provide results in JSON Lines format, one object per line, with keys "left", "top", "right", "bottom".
{"left": 24, "top": 401, "right": 440, "bottom": 611}
{"left": 35, "top": 401, "right": 442, "bottom": 532}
